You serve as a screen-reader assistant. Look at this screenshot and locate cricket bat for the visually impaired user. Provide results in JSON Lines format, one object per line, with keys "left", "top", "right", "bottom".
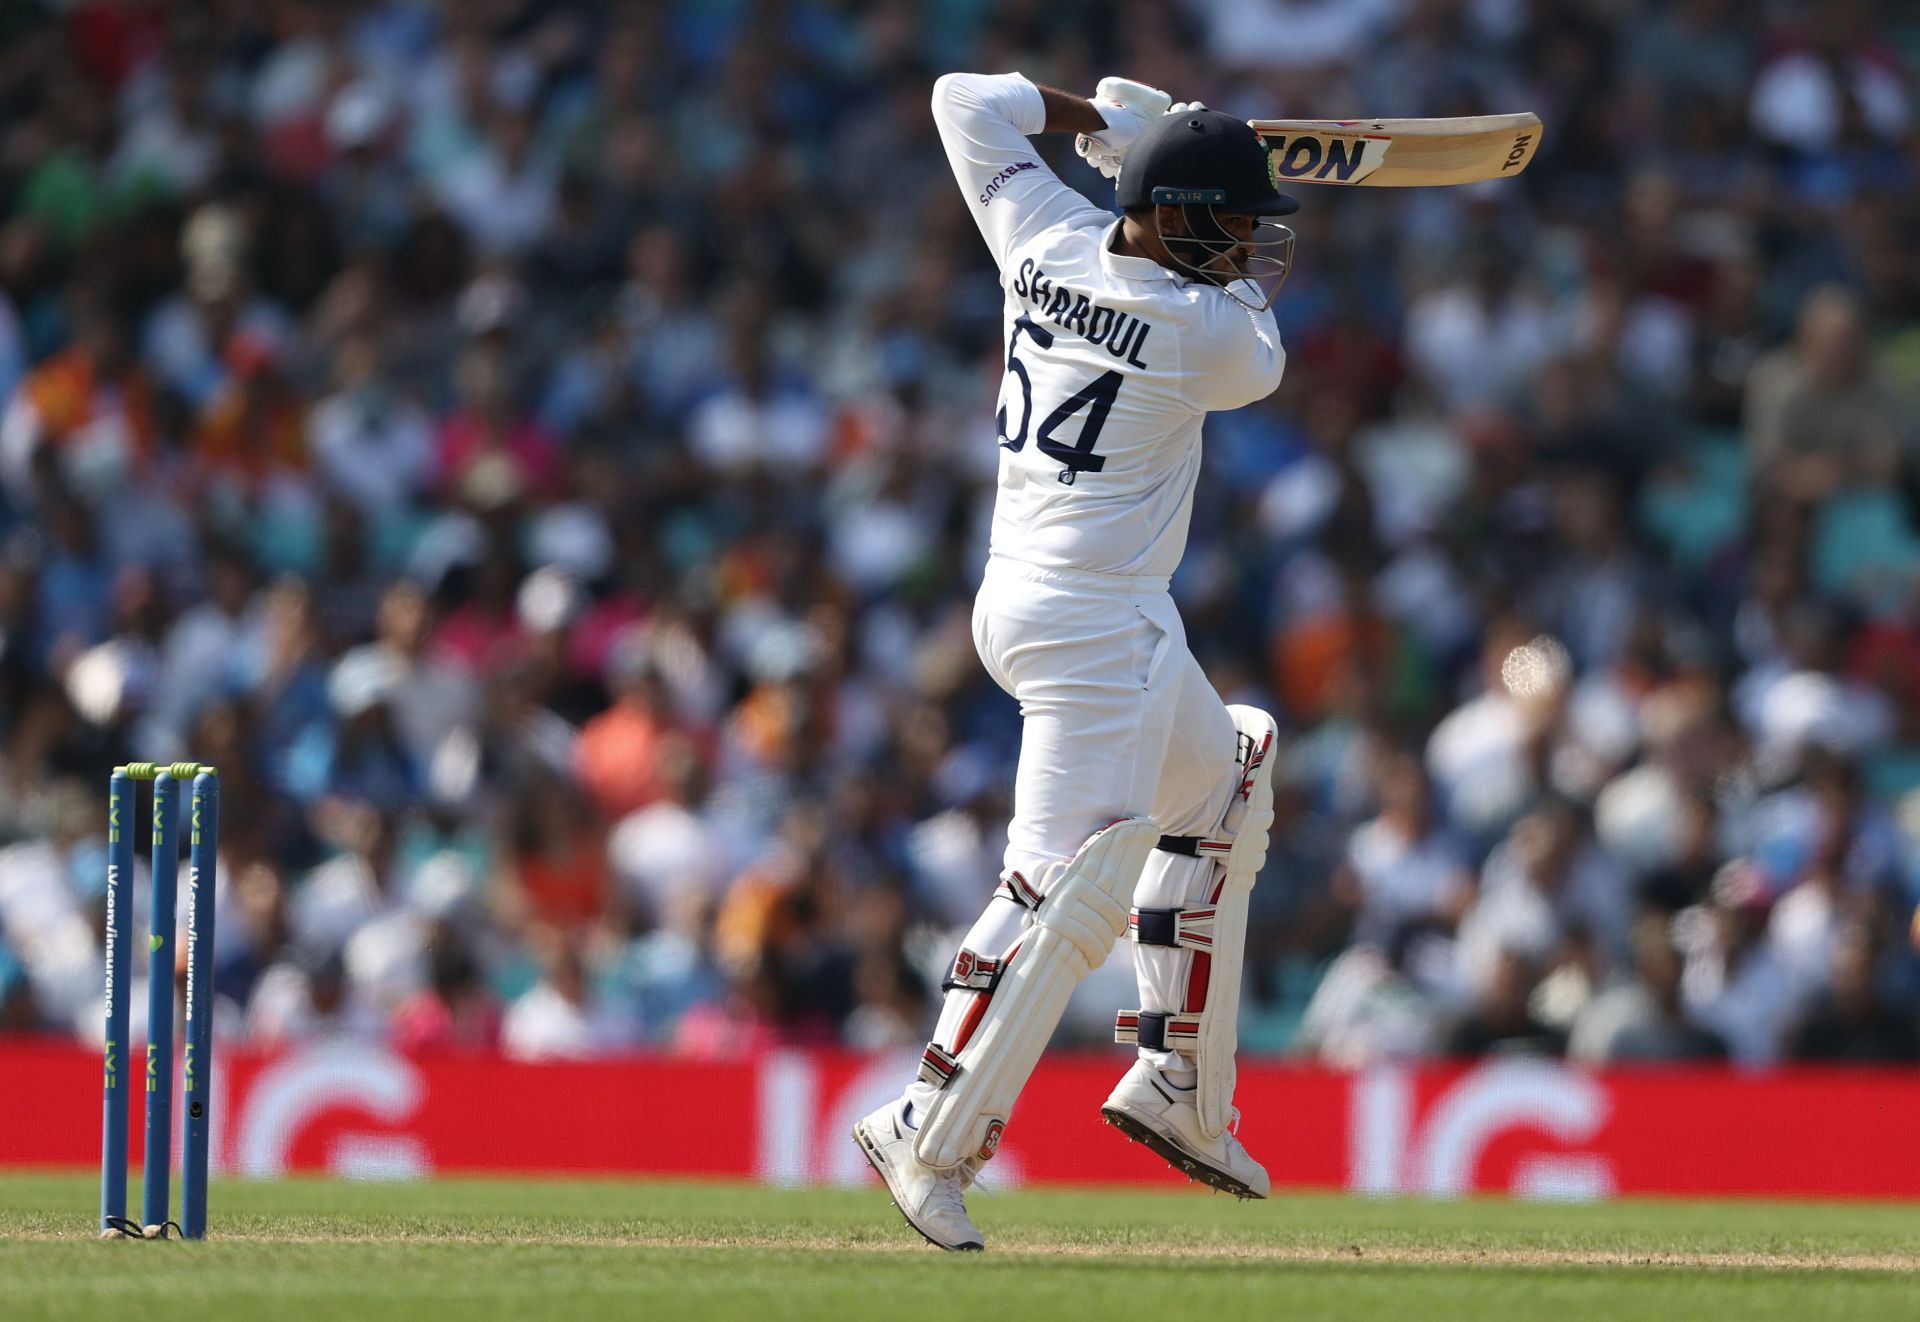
{"left": 1248, "top": 113, "right": 1541, "bottom": 187}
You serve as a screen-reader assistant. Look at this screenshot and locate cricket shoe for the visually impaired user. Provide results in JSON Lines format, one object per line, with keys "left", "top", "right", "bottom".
{"left": 853, "top": 1097, "right": 985, "bottom": 1251}
{"left": 1100, "top": 1059, "right": 1270, "bottom": 1199}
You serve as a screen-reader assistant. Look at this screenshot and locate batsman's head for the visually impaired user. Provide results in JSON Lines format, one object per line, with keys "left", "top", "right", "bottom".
{"left": 1117, "top": 110, "right": 1298, "bottom": 310}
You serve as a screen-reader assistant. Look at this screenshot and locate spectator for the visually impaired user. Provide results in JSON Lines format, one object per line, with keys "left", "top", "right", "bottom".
{"left": 191, "top": 335, "right": 308, "bottom": 491}
{"left": 290, "top": 799, "right": 401, "bottom": 957}
{"left": 391, "top": 931, "right": 503, "bottom": 1055}
{"left": 686, "top": 330, "right": 829, "bottom": 476}
{"left": 301, "top": 651, "right": 416, "bottom": 809}
{"left": 673, "top": 960, "right": 789, "bottom": 1059}
{"left": 844, "top": 949, "right": 931, "bottom": 1051}
{"left": 1592, "top": 680, "right": 1731, "bottom": 894}
{"left": 1570, "top": 914, "right": 1728, "bottom": 1063}
{"left": 500, "top": 771, "right": 610, "bottom": 937}
{"left": 501, "top": 927, "right": 627, "bottom": 1061}
{"left": 1734, "top": 605, "right": 1894, "bottom": 778}
{"left": 435, "top": 343, "right": 562, "bottom": 502}
{"left": 28, "top": 490, "right": 116, "bottom": 671}
{"left": 1296, "top": 922, "right": 1449, "bottom": 1068}
{"left": 1444, "top": 949, "right": 1567, "bottom": 1058}
{"left": 144, "top": 545, "right": 260, "bottom": 753}
{"left": 575, "top": 634, "right": 690, "bottom": 820}
{"left": 307, "top": 334, "right": 436, "bottom": 520}
{"left": 1, "top": 296, "right": 155, "bottom": 504}
{"left": 1625, "top": 0, "right": 1752, "bottom": 108}
{"left": 0, "top": 782, "right": 102, "bottom": 1034}
{"left": 608, "top": 733, "right": 723, "bottom": 923}
{"left": 248, "top": 948, "right": 375, "bottom": 1047}
{"left": 1743, "top": 287, "right": 1907, "bottom": 499}
{"left": 1404, "top": 242, "right": 1553, "bottom": 413}
{"left": 432, "top": 105, "right": 559, "bottom": 258}
{"left": 141, "top": 203, "right": 290, "bottom": 411}
{"left": 0, "top": 942, "right": 39, "bottom": 1032}
{"left": 1427, "top": 628, "right": 1568, "bottom": 846}
{"left": 1527, "top": 478, "right": 1653, "bottom": 673}
{"left": 1748, "top": 1, "right": 1911, "bottom": 153}
{"left": 1678, "top": 862, "right": 1804, "bottom": 1066}
{"left": 1334, "top": 750, "right": 1474, "bottom": 947}
{"left": 342, "top": 580, "right": 478, "bottom": 776}
{"left": 1787, "top": 921, "right": 1920, "bottom": 1062}
{"left": 1455, "top": 799, "right": 1630, "bottom": 995}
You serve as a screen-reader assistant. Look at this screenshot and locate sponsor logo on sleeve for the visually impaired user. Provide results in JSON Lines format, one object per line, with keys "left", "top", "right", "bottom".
{"left": 979, "top": 160, "right": 1039, "bottom": 206}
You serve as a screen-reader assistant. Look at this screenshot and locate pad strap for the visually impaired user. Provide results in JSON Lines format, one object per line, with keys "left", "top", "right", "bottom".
{"left": 993, "top": 870, "right": 1045, "bottom": 911}
{"left": 1127, "top": 905, "right": 1216, "bottom": 951}
{"left": 1155, "top": 834, "right": 1232, "bottom": 857}
{"left": 1114, "top": 1010, "right": 1204, "bottom": 1052}
{"left": 941, "top": 948, "right": 1005, "bottom": 993}
{"left": 917, "top": 1042, "right": 960, "bottom": 1089}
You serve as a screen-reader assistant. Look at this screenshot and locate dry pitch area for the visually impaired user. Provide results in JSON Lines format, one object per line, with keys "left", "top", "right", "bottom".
{"left": 1, "top": 1174, "right": 1916, "bottom": 1320}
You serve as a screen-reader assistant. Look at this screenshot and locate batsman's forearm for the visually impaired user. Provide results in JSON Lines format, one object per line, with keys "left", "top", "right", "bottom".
{"left": 1032, "top": 84, "right": 1107, "bottom": 136}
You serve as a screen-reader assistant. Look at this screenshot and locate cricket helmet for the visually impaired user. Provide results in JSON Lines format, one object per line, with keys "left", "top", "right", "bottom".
{"left": 1116, "top": 110, "right": 1300, "bottom": 216}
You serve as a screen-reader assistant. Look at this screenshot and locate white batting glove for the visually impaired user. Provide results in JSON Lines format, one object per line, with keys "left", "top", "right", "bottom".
{"left": 1091, "top": 100, "right": 1209, "bottom": 176}
{"left": 1074, "top": 76, "right": 1173, "bottom": 180}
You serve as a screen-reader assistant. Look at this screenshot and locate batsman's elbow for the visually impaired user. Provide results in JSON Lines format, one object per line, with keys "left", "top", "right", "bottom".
{"left": 1262, "top": 345, "right": 1288, "bottom": 397}
{"left": 1230, "top": 342, "right": 1287, "bottom": 409}
{"left": 931, "top": 71, "right": 974, "bottom": 118}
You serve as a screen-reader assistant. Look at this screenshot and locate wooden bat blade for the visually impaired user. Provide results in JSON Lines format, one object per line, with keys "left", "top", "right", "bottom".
{"left": 1248, "top": 113, "right": 1542, "bottom": 187}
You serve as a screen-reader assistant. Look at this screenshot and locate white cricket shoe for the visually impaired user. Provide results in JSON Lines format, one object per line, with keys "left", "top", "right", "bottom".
{"left": 853, "top": 1097, "right": 985, "bottom": 1251}
{"left": 1100, "top": 1059, "right": 1271, "bottom": 1199}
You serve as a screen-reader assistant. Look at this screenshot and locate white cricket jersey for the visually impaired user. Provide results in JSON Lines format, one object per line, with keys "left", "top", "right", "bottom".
{"left": 932, "top": 72, "right": 1286, "bottom": 584}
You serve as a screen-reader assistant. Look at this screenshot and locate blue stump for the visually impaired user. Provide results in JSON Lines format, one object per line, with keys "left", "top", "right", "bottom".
{"left": 180, "top": 770, "right": 218, "bottom": 1239}
{"left": 100, "top": 770, "right": 134, "bottom": 1233}
{"left": 141, "top": 771, "right": 180, "bottom": 1233}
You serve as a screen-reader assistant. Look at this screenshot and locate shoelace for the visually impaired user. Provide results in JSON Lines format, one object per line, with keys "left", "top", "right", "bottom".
{"left": 926, "top": 1168, "right": 972, "bottom": 1219}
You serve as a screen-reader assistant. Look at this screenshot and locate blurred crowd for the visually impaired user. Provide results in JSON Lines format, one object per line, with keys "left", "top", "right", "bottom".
{"left": 0, "top": 0, "right": 1917, "bottom": 1070}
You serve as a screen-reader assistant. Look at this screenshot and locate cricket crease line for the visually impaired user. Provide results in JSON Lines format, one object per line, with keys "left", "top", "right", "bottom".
{"left": 28, "top": 1228, "right": 1920, "bottom": 1272}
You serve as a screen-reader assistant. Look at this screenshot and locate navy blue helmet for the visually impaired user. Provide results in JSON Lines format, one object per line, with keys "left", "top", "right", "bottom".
{"left": 1116, "top": 110, "right": 1299, "bottom": 216}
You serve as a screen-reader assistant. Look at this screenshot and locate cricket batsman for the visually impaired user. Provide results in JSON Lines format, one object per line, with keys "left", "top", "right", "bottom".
{"left": 853, "top": 71, "right": 1298, "bottom": 1250}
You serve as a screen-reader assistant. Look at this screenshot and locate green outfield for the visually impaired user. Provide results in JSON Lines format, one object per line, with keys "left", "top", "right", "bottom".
{"left": 1, "top": 1174, "right": 1916, "bottom": 1320}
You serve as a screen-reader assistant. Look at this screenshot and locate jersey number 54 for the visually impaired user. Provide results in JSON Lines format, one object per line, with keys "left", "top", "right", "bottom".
{"left": 996, "top": 314, "right": 1122, "bottom": 486}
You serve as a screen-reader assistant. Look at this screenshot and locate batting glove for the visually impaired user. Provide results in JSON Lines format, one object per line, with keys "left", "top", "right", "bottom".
{"left": 1074, "top": 76, "right": 1174, "bottom": 180}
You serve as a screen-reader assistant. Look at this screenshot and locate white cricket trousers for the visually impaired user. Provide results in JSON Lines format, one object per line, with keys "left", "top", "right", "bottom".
{"left": 973, "top": 555, "right": 1235, "bottom": 874}
{"left": 904, "top": 554, "right": 1242, "bottom": 1116}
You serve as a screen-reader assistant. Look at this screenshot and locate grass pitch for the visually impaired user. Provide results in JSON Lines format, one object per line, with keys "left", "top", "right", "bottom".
{"left": 1, "top": 1174, "right": 1916, "bottom": 1320}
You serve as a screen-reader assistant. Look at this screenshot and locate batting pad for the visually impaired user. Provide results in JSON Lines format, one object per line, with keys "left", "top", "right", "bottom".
{"left": 913, "top": 818, "right": 1159, "bottom": 1171}
{"left": 1196, "top": 706, "right": 1276, "bottom": 1137}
